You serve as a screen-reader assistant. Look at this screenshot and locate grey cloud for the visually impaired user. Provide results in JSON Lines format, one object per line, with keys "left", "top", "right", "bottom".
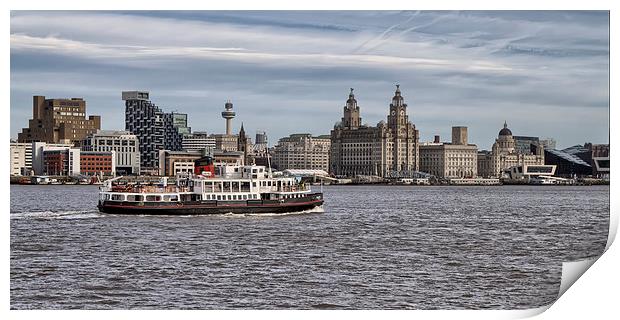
{"left": 10, "top": 11, "right": 609, "bottom": 149}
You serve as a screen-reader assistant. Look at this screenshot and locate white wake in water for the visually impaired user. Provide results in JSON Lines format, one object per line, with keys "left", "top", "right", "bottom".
{"left": 10, "top": 210, "right": 104, "bottom": 220}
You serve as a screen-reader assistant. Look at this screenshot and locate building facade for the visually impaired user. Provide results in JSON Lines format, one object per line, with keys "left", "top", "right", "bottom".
{"left": 477, "top": 122, "right": 545, "bottom": 178}
{"left": 539, "top": 138, "right": 557, "bottom": 150}
{"left": 272, "top": 133, "right": 331, "bottom": 171}
{"left": 41, "top": 148, "right": 115, "bottom": 176}
{"left": 10, "top": 142, "right": 33, "bottom": 176}
{"left": 330, "top": 86, "right": 419, "bottom": 178}
{"left": 79, "top": 151, "right": 116, "bottom": 176}
{"left": 211, "top": 134, "right": 238, "bottom": 152}
{"left": 182, "top": 131, "right": 216, "bottom": 153}
{"left": 123, "top": 91, "right": 188, "bottom": 173}
{"left": 82, "top": 130, "right": 141, "bottom": 175}
{"left": 513, "top": 136, "right": 541, "bottom": 155}
{"left": 158, "top": 150, "right": 203, "bottom": 176}
{"left": 18, "top": 95, "right": 101, "bottom": 145}
{"left": 419, "top": 127, "right": 478, "bottom": 179}
{"left": 31, "top": 142, "right": 75, "bottom": 175}
{"left": 158, "top": 149, "right": 245, "bottom": 176}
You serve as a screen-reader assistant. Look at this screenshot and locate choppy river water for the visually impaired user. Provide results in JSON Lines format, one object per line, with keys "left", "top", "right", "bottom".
{"left": 10, "top": 184, "right": 609, "bottom": 309}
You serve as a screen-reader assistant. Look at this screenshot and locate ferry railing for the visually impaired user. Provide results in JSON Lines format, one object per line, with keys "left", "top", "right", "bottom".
{"left": 109, "top": 185, "right": 188, "bottom": 194}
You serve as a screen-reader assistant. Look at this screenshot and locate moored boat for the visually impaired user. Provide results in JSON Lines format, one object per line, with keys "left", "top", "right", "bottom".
{"left": 97, "top": 156, "right": 324, "bottom": 215}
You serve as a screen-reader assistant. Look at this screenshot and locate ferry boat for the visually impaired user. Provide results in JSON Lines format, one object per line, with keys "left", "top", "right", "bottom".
{"left": 97, "top": 156, "right": 324, "bottom": 215}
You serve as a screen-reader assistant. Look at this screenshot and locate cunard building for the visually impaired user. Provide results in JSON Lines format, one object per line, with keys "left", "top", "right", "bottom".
{"left": 330, "top": 85, "right": 420, "bottom": 178}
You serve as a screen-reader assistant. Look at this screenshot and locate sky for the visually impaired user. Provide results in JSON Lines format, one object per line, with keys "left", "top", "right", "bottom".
{"left": 10, "top": 10, "right": 609, "bottom": 150}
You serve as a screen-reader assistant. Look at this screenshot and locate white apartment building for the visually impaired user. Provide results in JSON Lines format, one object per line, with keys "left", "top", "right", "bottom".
{"left": 182, "top": 132, "right": 216, "bottom": 153}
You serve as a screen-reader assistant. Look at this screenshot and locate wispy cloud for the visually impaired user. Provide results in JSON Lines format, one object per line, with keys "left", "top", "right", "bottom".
{"left": 10, "top": 11, "right": 609, "bottom": 149}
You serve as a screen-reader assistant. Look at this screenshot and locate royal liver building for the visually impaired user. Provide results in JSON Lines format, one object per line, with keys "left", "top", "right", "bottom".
{"left": 330, "top": 85, "right": 420, "bottom": 178}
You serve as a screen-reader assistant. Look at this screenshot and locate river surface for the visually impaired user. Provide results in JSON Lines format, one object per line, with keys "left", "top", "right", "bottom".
{"left": 10, "top": 185, "right": 609, "bottom": 309}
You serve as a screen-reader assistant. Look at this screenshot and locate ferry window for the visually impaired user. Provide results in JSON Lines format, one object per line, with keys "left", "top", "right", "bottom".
{"left": 217, "top": 195, "right": 221, "bottom": 200}
{"left": 111, "top": 194, "right": 124, "bottom": 201}
{"left": 252, "top": 182, "right": 257, "bottom": 187}
{"left": 223, "top": 182, "right": 230, "bottom": 191}
{"left": 227, "top": 195, "right": 232, "bottom": 200}
{"left": 146, "top": 195, "right": 161, "bottom": 201}
{"left": 170, "top": 195, "right": 178, "bottom": 201}
{"left": 241, "top": 182, "right": 250, "bottom": 191}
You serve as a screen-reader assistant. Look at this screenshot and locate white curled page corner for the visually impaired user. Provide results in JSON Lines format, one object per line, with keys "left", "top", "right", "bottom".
{"left": 557, "top": 257, "right": 598, "bottom": 298}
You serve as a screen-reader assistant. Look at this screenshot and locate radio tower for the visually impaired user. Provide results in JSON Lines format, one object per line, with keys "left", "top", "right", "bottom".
{"left": 221, "top": 100, "right": 236, "bottom": 135}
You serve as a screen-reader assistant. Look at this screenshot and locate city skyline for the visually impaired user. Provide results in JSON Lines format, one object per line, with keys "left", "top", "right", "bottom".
{"left": 10, "top": 11, "right": 609, "bottom": 149}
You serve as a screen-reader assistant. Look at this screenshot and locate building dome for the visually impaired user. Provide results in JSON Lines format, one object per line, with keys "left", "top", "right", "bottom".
{"left": 499, "top": 121, "right": 512, "bottom": 136}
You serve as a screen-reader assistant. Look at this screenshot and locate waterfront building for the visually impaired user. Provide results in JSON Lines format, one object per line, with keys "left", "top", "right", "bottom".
{"left": 504, "top": 164, "right": 561, "bottom": 184}
{"left": 477, "top": 122, "right": 545, "bottom": 178}
{"left": 31, "top": 142, "right": 75, "bottom": 175}
{"left": 419, "top": 127, "right": 478, "bottom": 179}
{"left": 272, "top": 133, "right": 331, "bottom": 171}
{"left": 123, "top": 91, "right": 189, "bottom": 173}
{"left": 164, "top": 112, "right": 191, "bottom": 151}
{"left": 18, "top": 95, "right": 101, "bottom": 145}
{"left": 211, "top": 134, "right": 238, "bottom": 152}
{"left": 513, "top": 136, "right": 540, "bottom": 155}
{"left": 547, "top": 143, "right": 609, "bottom": 178}
{"left": 158, "top": 149, "right": 245, "bottom": 176}
{"left": 158, "top": 149, "right": 203, "bottom": 176}
{"left": 586, "top": 143, "right": 610, "bottom": 178}
{"left": 544, "top": 148, "right": 592, "bottom": 178}
{"left": 539, "top": 138, "right": 557, "bottom": 150}
{"left": 41, "top": 147, "right": 115, "bottom": 176}
{"left": 182, "top": 132, "right": 216, "bottom": 153}
{"left": 79, "top": 151, "right": 116, "bottom": 176}
{"left": 10, "top": 142, "right": 33, "bottom": 176}
{"left": 81, "top": 130, "right": 141, "bottom": 175}
{"left": 213, "top": 149, "right": 245, "bottom": 166}
{"left": 330, "top": 86, "right": 420, "bottom": 178}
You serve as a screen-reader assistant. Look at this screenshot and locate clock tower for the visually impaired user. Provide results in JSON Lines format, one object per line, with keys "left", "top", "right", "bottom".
{"left": 386, "top": 84, "right": 418, "bottom": 173}
{"left": 342, "top": 88, "right": 361, "bottom": 129}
